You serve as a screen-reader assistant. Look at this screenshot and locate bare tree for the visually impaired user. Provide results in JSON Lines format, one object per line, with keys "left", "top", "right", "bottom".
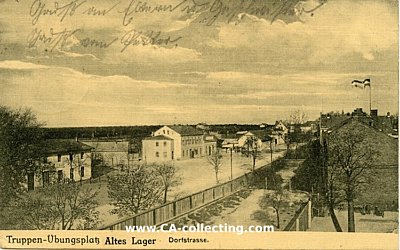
{"left": 154, "top": 163, "right": 181, "bottom": 203}
{"left": 290, "top": 109, "right": 307, "bottom": 125}
{"left": 9, "top": 178, "right": 100, "bottom": 230}
{"left": 107, "top": 163, "right": 163, "bottom": 216}
{"left": 207, "top": 149, "right": 223, "bottom": 184}
{"left": 243, "top": 136, "right": 261, "bottom": 171}
{"left": 327, "top": 123, "right": 376, "bottom": 232}
{"left": 262, "top": 169, "right": 289, "bottom": 229}
{"left": 47, "top": 179, "right": 100, "bottom": 230}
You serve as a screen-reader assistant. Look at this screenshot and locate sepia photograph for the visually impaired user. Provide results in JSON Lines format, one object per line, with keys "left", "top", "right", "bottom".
{"left": 0, "top": 0, "right": 398, "bottom": 249}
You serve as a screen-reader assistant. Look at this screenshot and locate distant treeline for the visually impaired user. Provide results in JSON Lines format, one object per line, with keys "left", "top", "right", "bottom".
{"left": 42, "top": 124, "right": 262, "bottom": 140}
{"left": 42, "top": 126, "right": 162, "bottom": 139}
{"left": 208, "top": 124, "right": 261, "bottom": 134}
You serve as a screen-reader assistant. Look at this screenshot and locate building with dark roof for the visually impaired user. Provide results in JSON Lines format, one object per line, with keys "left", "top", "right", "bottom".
{"left": 27, "top": 139, "right": 93, "bottom": 191}
{"left": 143, "top": 125, "right": 208, "bottom": 160}
{"left": 323, "top": 118, "right": 398, "bottom": 207}
{"left": 81, "top": 139, "right": 132, "bottom": 167}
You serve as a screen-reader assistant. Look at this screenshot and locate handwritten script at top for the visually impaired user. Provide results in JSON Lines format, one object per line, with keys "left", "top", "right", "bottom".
{"left": 25, "top": 0, "right": 326, "bottom": 52}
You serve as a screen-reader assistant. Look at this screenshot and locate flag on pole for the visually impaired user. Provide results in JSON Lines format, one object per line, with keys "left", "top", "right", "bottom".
{"left": 363, "top": 78, "right": 371, "bottom": 87}
{"left": 351, "top": 79, "right": 371, "bottom": 88}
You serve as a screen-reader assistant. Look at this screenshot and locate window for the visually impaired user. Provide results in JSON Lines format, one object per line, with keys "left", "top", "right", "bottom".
{"left": 80, "top": 167, "right": 85, "bottom": 177}
{"left": 57, "top": 154, "right": 62, "bottom": 162}
{"left": 58, "top": 170, "right": 63, "bottom": 182}
{"left": 163, "top": 141, "right": 167, "bottom": 146}
{"left": 163, "top": 152, "right": 167, "bottom": 158}
{"left": 156, "top": 142, "right": 159, "bottom": 146}
{"left": 156, "top": 152, "right": 160, "bottom": 157}
{"left": 182, "top": 150, "right": 185, "bottom": 157}
{"left": 70, "top": 169, "right": 74, "bottom": 181}
{"left": 42, "top": 171, "right": 50, "bottom": 187}
{"left": 167, "top": 130, "right": 169, "bottom": 135}
{"left": 163, "top": 130, "right": 165, "bottom": 134}
{"left": 27, "top": 173, "right": 34, "bottom": 191}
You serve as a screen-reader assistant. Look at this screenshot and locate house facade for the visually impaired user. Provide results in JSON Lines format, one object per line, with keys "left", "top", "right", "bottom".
{"left": 81, "top": 139, "right": 131, "bottom": 167}
{"left": 203, "top": 135, "right": 218, "bottom": 155}
{"left": 26, "top": 139, "right": 93, "bottom": 191}
{"left": 153, "top": 125, "right": 205, "bottom": 160}
{"left": 142, "top": 135, "right": 174, "bottom": 162}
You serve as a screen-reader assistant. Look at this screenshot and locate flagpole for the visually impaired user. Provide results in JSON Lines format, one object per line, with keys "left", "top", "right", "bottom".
{"left": 369, "top": 78, "right": 371, "bottom": 113}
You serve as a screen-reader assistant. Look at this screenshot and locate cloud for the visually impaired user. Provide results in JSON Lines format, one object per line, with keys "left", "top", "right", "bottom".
{"left": 0, "top": 60, "right": 195, "bottom": 123}
{"left": 210, "top": 1, "right": 398, "bottom": 63}
{"left": 0, "top": 60, "right": 49, "bottom": 70}
{"left": 103, "top": 44, "right": 201, "bottom": 64}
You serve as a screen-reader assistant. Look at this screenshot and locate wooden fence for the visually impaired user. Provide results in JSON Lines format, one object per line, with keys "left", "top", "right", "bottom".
{"left": 283, "top": 199, "right": 312, "bottom": 231}
{"left": 99, "top": 173, "right": 250, "bottom": 230}
{"left": 99, "top": 166, "right": 276, "bottom": 230}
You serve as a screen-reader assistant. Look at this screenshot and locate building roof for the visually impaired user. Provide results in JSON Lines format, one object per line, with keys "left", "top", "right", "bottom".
{"left": 143, "top": 135, "right": 173, "bottom": 141}
{"left": 168, "top": 125, "right": 204, "bottom": 136}
{"left": 80, "top": 139, "right": 129, "bottom": 152}
{"left": 204, "top": 134, "right": 218, "bottom": 142}
{"left": 248, "top": 130, "right": 271, "bottom": 141}
{"left": 328, "top": 119, "right": 398, "bottom": 166}
{"left": 221, "top": 134, "right": 239, "bottom": 139}
{"left": 43, "top": 139, "right": 93, "bottom": 155}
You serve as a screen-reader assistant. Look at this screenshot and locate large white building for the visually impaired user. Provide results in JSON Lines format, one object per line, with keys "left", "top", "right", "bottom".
{"left": 142, "top": 125, "right": 217, "bottom": 162}
{"left": 142, "top": 135, "right": 174, "bottom": 162}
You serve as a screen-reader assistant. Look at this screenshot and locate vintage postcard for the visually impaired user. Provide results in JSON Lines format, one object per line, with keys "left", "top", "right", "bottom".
{"left": 0, "top": 0, "right": 398, "bottom": 249}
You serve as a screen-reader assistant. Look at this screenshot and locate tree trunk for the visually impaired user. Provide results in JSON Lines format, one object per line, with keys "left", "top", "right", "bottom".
{"left": 163, "top": 187, "right": 168, "bottom": 204}
{"left": 328, "top": 204, "right": 343, "bottom": 232}
{"left": 252, "top": 156, "right": 256, "bottom": 172}
{"left": 347, "top": 200, "right": 355, "bottom": 232}
{"left": 215, "top": 172, "right": 219, "bottom": 184}
{"left": 276, "top": 208, "right": 280, "bottom": 229}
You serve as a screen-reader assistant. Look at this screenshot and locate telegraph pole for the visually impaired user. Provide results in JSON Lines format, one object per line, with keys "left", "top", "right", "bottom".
{"left": 230, "top": 147, "right": 233, "bottom": 180}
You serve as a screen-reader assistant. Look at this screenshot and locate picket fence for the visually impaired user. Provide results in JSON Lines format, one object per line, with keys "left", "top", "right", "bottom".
{"left": 283, "top": 199, "right": 312, "bottom": 231}
{"left": 99, "top": 172, "right": 250, "bottom": 230}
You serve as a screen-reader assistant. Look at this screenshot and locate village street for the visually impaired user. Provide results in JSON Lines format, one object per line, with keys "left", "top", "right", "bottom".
{"left": 93, "top": 149, "right": 287, "bottom": 227}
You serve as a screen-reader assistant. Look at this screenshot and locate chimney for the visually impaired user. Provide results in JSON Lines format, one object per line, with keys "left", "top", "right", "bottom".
{"left": 370, "top": 109, "right": 378, "bottom": 118}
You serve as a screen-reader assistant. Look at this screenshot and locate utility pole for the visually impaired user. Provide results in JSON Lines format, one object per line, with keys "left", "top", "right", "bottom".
{"left": 230, "top": 147, "right": 233, "bottom": 180}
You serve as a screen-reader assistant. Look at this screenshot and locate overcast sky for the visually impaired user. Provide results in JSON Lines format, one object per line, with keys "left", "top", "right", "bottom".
{"left": 0, "top": 0, "right": 398, "bottom": 127}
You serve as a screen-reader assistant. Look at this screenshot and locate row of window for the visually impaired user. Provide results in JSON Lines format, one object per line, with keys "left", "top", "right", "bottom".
{"left": 155, "top": 152, "right": 168, "bottom": 158}
{"left": 155, "top": 141, "right": 168, "bottom": 147}
{"left": 48, "top": 152, "right": 86, "bottom": 163}
{"left": 182, "top": 137, "right": 202, "bottom": 145}
{"left": 182, "top": 148, "right": 202, "bottom": 157}
{"left": 161, "top": 129, "right": 173, "bottom": 135}
{"left": 27, "top": 167, "right": 86, "bottom": 191}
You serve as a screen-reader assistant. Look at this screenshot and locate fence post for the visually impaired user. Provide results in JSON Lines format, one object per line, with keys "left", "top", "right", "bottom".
{"left": 189, "top": 196, "right": 193, "bottom": 209}
{"left": 212, "top": 188, "right": 215, "bottom": 200}
{"left": 295, "top": 218, "right": 300, "bottom": 231}
{"left": 173, "top": 201, "right": 176, "bottom": 217}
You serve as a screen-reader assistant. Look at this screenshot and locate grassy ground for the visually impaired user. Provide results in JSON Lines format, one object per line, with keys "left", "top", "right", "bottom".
{"left": 310, "top": 210, "right": 398, "bottom": 233}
